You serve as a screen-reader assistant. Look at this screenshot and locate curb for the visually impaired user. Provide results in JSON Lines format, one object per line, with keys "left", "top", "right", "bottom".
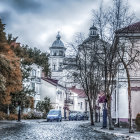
{"left": 92, "top": 128, "right": 140, "bottom": 140}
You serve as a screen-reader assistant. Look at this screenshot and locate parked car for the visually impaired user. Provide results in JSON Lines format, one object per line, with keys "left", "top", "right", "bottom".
{"left": 46, "top": 109, "right": 62, "bottom": 122}
{"left": 77, "top": 112, "right": 89, "bottom": 121}
{"left": 69, "top": 112, "right": 78, "bottom": 121}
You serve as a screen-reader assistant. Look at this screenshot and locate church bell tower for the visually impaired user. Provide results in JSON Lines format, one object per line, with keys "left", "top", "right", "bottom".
{"left": 49, "top": 32, "right": 66, "bottom": 80}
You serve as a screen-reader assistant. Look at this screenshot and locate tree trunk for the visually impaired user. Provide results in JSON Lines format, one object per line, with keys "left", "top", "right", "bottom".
{"left": 93, "top": 98, "right": 97, "bottom": 122}
{"left": 107, "top": 98, "right": 114, "bottom": 130}
{"left": 125, "top": 66, "right": 134, "bottom": 133}
{"left": 7, "top": 104, "right": 10, "bottom": 116}
{"left": 94, "top": 109, "right": 97, "bottom": 122}
{"left": 89, "top": 99, "right": 94, "bottom": 125}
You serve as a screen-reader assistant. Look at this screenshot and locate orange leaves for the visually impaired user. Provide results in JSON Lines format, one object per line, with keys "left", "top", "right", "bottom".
{"left": 0, "top": 43, "right": 22, "bottom": 105}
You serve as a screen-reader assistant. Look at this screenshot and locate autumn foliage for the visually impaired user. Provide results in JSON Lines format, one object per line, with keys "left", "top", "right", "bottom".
{"left": 0, "top": 43, "right": 22, "bottom": 104}
{"left": 0, "top": 19, "right": 22, "bottom": 106}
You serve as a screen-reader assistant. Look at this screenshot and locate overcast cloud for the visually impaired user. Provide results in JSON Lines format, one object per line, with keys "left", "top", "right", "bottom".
{"left": 0, "top": 0, "right": 140, "bottom": 52}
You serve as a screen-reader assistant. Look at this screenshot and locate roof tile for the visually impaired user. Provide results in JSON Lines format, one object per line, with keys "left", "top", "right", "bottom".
{"left": 116, "top": 21, "right": 140, "bottom": 33}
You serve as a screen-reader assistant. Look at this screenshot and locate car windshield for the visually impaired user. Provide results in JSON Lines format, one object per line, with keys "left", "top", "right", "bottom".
{"left": 49, "top": 110, "right": 59, "bottom": 115}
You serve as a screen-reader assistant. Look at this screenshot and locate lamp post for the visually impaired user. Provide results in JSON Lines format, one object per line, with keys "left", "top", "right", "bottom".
{"left": 98, "top": 93, "right": 107, "bottom": 128}
{"left": 64, "top": 84, "right": 70, "bottom": 120}
{"left": 102, "top": 102, "right": 107, "bottom": 128}
{"left": 17, "top": 101, "right": 21, "bottom": 122}
{"left": 99, "top": 107, "right": 100, "bottom": 122}
{"left": 64, "top": 86, "right": 67, "bottom": 120}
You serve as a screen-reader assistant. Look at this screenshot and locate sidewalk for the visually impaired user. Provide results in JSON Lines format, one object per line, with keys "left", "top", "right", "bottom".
{"left": 81, "top": 122, "right": 140, "bottom": 140}
{"left": 0, "top": 119, "right": 47, "bottom": 129}
{"left": 0, "top": 120, "right": 23, "bottom": 129}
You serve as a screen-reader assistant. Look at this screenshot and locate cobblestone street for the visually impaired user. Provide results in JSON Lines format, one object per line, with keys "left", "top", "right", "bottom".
{"left": 0, "top": 120, "right": 126, "bottom": 140}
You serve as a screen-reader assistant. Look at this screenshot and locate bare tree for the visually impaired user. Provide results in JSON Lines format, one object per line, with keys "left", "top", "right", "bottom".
{"left": 64, "top": 33, "right": 103, "bottom": 125}
{"left": 93, "top": 0, "right": 136, "bottom": 130}
{"left": 115, "top": 29, "right": 140, "bottom": 132}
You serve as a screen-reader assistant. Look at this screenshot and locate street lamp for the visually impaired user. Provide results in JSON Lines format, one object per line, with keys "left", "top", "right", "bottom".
{"left": 102, "top": 102, "right": 107, "bottom": 128}
{"left": 64, "top": 85, "right": 70, "bottom": 120}
{"left": 17, "top": 101, "right": 21, "bottom": 122}
{"left": 98, "top": 92, "right": 107, "bottom": 128}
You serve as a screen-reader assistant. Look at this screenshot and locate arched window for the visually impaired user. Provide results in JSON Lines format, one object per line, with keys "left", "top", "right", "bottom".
{"left": 59, "top": 51, "right": 63, "bottom": 56}
{"left": 32, "top": 69, "right": 36, "bottom": 77}
{"left": 59, "top": 63, "right": 62, "bottom": 71}
{"left": 53, "top": 52, "right": 57, "bottom": 56}
{"left": 53, "top": 64, "right": 56, "bottom": 71}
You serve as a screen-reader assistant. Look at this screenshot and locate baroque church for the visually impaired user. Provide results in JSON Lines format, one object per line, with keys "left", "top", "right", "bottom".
{"left": 49, "top": 32, "right": 66, "bottom": 81}
{"left": 49, "top": 24, "right": 99, "bottom": 88}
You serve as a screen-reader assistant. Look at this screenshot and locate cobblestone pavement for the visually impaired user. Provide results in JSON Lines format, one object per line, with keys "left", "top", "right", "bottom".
{"left": 0, "top": 120, "right": 126, "bottom": 140}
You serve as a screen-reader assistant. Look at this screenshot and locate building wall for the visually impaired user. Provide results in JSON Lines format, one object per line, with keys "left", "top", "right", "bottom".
{"left": 40, "top": 79, "right": 67, "bottom": 117}
{"left": 118, "top": 86, "right": 129, "bottom": 120}
{"left": 40, "top": 79, "right": 57, "bottom": 105}
{"left": 69, "top": 92, "right": 88, "bottom": 112}
{"left": 131, "top": 81, "right": 140, "bottom": 119}
{"left": 112, "top": 81, "right": 129, "bottom": 121}
{"left": 131, "top": 90, "right": 140, "bottom": 119}
{"left": 49, "top": 56, "right": 64, "bottom": 72}
{"left": 56, "top": 86, "right": 66, "bottom": 117}
{"left": 23, "top": 64, "right": 42, "bottom": 109}
{"left": 113, "top": 81, "right": 140, "bottom": 121}
{"left": 112, "top": 38, "right": 140, "bottom": 121}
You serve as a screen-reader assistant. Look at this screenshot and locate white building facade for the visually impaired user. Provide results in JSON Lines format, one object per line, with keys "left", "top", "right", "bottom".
{"left": 40, "top": 77, "right": 67, "bottom": 117}
{"left": 112, "top": 22, "right": 140, "bottom": 123}
{"left": 68, "top": 87, "right": 89, "bottom": 112}
{"left": 23, "top": 64, "right": 42, "bottom": 109}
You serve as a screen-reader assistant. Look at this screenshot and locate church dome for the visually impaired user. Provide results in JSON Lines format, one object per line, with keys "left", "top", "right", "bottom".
{"left": 89, "top": 24, "right": 97, "bottom": 30}
{"left": 51, "top": 32, "right": 64, "bottom": 48}
{"left": 89, "top": 24, "right": 98, "bottom": 37}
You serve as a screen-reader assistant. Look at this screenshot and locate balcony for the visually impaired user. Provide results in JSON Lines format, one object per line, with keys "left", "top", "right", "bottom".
{"left": 30, "top": 77, "right": 41, "bottom": 83}
{"left": 64, "top": 98, "right": 73, "bottom": 104}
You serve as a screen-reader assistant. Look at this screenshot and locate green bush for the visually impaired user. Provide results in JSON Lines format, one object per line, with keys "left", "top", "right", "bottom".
{"left": 26, "top": 110, "right": 43, "bottom": 119}
{"left": 135, "top": 113, "right": 140, "bottom": 131}
{"left": 0, "top": 111, "right": 7, "bottom": 120}
{"left": 21, "top": 114, "right": 28, "bottom": 120}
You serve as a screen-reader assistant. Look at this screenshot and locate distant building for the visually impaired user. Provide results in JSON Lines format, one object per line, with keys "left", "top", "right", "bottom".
{"left": 49, "top": 32, "right": 66, "bottom": 81}
{"left": 40, "top": 77, "right": 68, "bottom": 117}
{"left": 68, "top": 86, "right": 89, "bottom": 112}
{"left": 23, "top": 64, "right": 42, "bottom": 109}
{"left": 40, "top": 77, "right": 89, "bottom": 117}
{"left": 47, "top": 25, "right": 101, "bottom": 114}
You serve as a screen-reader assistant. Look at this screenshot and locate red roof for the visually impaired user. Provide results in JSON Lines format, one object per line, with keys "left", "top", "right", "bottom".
{"left": 42, "top": 77, "right": 58, "bottom": 86}
{"left": 116, "top": 21, "right": 140, "bottom": 34}
{"left": 41, "top": 77, "right": 65, "bottom": 88}
{"left": 131, "top": 87, "right": 140, "bottom": 91}
{"left": 69, "top": 87, "right": 87, "bottom": 98}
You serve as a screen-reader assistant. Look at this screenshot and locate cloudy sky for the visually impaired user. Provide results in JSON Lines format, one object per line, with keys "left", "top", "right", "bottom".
{"left": 0, "top": 0, "right": 140, "bottom": 52}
